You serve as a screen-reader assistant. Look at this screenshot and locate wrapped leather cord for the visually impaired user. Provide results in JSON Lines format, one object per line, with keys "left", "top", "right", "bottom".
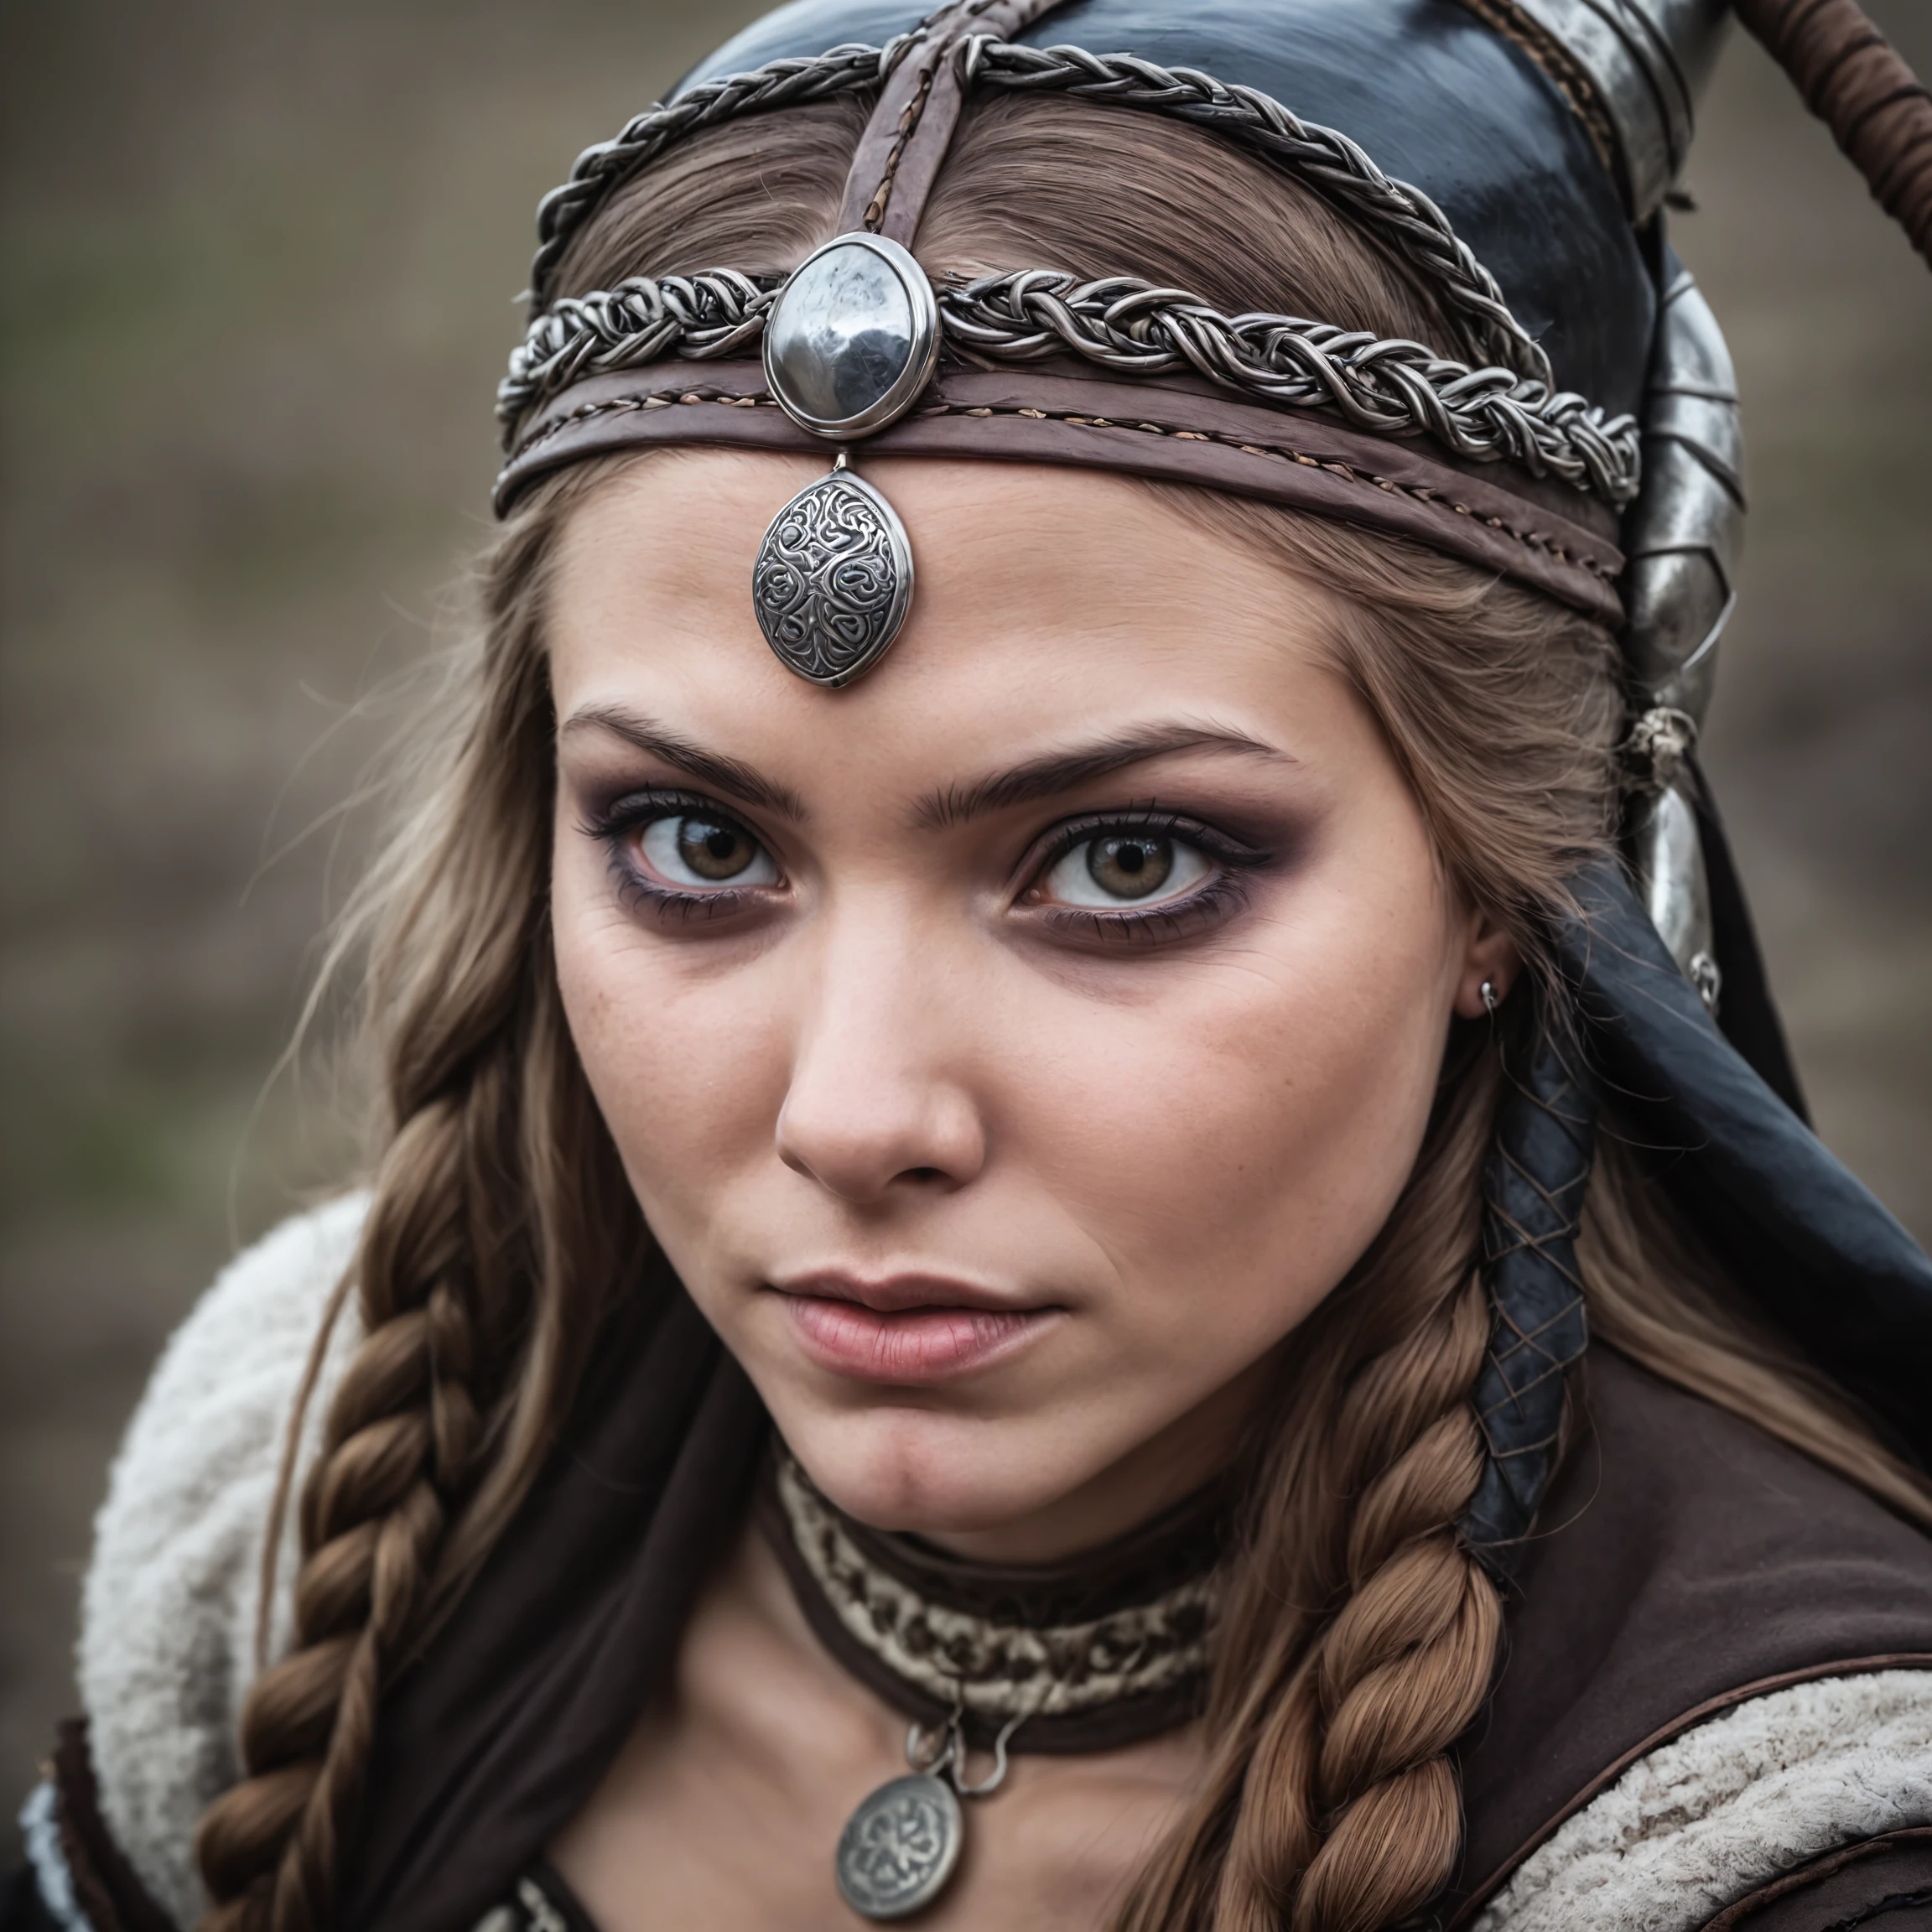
{"left": 1462, "top": 995, "right": 1597, "bottom": 1569}
{"left": 1733, "top": 0, "right": 1932, "bottom": 264}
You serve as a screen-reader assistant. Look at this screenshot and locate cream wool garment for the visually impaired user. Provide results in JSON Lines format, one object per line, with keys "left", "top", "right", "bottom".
{"left": 74, "top": 1196, "right": 366, "bottom": 1927}
{"left": 1473, "top": 1670, "right": 1932, "bottom": 1931}
{"left": 61, "top": 1202, "right": 1932, "bottom": 1929}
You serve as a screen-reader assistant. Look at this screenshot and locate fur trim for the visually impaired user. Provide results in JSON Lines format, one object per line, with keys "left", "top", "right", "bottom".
{"left": 1475, "top": 1669, "right": 1932, "bottom": 1932}
{"left": 76, "top": 1197, "right": 367, "bottom": 1929}
{"left": 18, "top": 1779, "right": 90, "bottom": 1931}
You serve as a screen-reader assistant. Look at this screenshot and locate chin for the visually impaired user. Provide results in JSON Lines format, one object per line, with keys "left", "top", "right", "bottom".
{"left": 775, "top": 1398, "right": 1095, "bottom": 1540}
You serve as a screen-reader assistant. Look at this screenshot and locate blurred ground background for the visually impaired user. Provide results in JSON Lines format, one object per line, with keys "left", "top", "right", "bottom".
{"left": 2, "top": 0, "right": 1928, "bottom": 1827}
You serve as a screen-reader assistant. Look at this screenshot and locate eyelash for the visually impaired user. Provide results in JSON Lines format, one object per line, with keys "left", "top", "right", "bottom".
{"left": 582, "top": 792, "right": 1272, "bottom": 945}
{"left": 1021, "top": 808, "right": 1271, "bottom": 947}
{"left": 584, "top": 788, "right": 777, "bottom": 925}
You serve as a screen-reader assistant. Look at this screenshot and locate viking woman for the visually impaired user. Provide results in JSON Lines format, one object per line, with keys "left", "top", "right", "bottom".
{"left": 15, "top": 0, "right": 1932, "bottom": 1928}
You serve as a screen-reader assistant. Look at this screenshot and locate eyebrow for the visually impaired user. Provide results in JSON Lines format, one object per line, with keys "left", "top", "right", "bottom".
{"left": 560, "top": 704, "right": 807, "bottom": 822}
{"left": 916, "top": 724, "right": 1291, "bottom": 829}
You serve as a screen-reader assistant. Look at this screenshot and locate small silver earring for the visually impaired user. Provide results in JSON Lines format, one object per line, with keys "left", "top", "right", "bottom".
{"left": 1481, "top": 979, "right": 1498, "bottom": 1015}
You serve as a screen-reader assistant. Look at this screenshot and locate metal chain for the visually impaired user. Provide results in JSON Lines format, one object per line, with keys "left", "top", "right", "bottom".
{"left": 496, "top": 265, "right": 1638, "bottom": 502}
{"left": 527, "top": 41, "right": 910, "bottom": 305}
{"left": 958, "top": 39, "right": 1552, "bottom": 387}
{"left": 523, "top": 34, "right": 1555, "bottom": 393}
{"left": 939, "top": 272, "right": 1636, "bottom": 500}
{"left": 497, "top": 270, "right": 779, "bottom": 436}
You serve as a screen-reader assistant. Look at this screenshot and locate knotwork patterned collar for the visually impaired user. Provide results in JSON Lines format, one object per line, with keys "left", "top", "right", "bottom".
{"left": 761, "top": 1449, "right": 1228, "bottom": 1753}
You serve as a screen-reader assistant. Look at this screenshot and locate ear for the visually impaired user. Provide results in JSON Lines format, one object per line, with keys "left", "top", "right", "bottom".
{"left": 1452, "top": 908, "right": 1522, "bottom": 1020}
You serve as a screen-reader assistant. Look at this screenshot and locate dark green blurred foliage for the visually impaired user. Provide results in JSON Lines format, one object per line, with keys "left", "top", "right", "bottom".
{"left": 1, "top": 0, "right": 1927, "bottom": 1813}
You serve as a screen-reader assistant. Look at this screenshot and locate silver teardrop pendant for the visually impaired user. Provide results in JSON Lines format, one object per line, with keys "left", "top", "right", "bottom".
{"left": 752, "top": 457, "right": 913, "bottom": 688}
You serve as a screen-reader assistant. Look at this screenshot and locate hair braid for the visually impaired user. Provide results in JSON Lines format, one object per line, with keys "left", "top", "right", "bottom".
{"left": 1114, "top": 1036, "right": 1514, "bottom": 1932}
{"left": 195, "top": 475, "right": 645, "bottom": 1932}
{"left": 1219, "top": 1275, "right": 1502, "bottom": 1932}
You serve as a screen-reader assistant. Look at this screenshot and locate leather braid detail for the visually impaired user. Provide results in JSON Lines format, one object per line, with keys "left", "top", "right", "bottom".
{"left": 1461, "top": 1000, "right": 1596, "bottom": 1564}
{"left": 493, "top": 268, "right": 1640, "bottom": 501}
{"left": 520, "top": 37, "right": 1556, "bottom": 382}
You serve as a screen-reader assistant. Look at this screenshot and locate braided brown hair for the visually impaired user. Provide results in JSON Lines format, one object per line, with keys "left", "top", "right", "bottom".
{"left": 193, "top": 481, "right": 651, "bottom": 1929}
{"left": 194, "top": 88, "right": 1932, "bottom": 1932}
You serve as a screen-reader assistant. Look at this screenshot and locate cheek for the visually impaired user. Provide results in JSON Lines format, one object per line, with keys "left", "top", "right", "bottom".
{"left": 1021, "top": 841, "right": 1454, "bottom": 1344}
{"left": 550, "top": 831, "right": 785, "bottom": 1235}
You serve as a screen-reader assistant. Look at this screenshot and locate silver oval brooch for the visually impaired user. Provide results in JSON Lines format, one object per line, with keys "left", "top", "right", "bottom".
{"left": 756, "top": 233, "right": 937, "bottom": 688}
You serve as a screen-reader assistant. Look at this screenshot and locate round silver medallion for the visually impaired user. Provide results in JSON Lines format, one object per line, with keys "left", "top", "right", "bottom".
{"left": 753, "top": 465, "right": 913, "bottom": 686}
{"left": 763, "top": 232, "right": 939, "bottom": 440}
{"left": 834, "top": 1772, "right": 964, "bottom": 1921}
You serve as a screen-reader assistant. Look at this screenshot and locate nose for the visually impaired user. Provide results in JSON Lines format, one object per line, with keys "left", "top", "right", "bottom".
{"left": 775, "top": 912, "right": 987, "bottom": 1205}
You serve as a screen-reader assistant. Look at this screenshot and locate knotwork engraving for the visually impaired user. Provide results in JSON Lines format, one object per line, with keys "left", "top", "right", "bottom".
{"left": 834, "top": 1774, "right": 963, "bottom": 1920}
{"left": 753, "top": 469, "right": 913, "bottom": 686}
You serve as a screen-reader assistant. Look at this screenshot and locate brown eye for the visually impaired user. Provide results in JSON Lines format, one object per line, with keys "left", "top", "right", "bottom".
{"left": 639, "top": 813, "right": 778, "bottom": 889}
{"left": 1041, "top": 830, "right": 1209, "bottom": 909}
{"left": 1086, "top": 835, "right": 1173, "bottom": 900}
{"left": 678, "top": 817, "right": 754, "bottom": 879}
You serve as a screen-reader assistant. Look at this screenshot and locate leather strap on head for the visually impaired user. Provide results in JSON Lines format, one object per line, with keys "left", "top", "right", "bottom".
{"left": 493, "top": 360, "right": 1626, "bottom": 622}
{"left": 835, "top": 0, "right": 1072, "bottom": 243}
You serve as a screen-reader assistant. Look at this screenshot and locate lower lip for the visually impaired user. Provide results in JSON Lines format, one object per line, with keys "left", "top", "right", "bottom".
{"left": 779, "top": 1296, "right": 1056, "bottom": 1384}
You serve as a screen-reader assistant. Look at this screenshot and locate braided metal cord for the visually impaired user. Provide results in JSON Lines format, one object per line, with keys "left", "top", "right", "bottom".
{"left": 527, "top": 42, "right": 905, "bottom": 306}
{"left": 960, "top": 38, "right": 1555, "bottom": 387}
{"left": 496, "top": 262, "right": 1639, "bottom": 500}
{"left": 941, "top": 271, "right": 1639, "bottom": 500}
{"left": 518, "top": 31, "right": 1562, "bottom": 397}
{"left": 497, "top": 271, "right": 779, "bottom": 438}
{"left": 1461, "top": 1000, "right": 1597, "bottom": 1571}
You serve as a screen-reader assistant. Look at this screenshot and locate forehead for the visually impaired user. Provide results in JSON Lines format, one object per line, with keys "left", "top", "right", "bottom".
{"left": 546, "top": 450, "right": 1354, "bottom": 781}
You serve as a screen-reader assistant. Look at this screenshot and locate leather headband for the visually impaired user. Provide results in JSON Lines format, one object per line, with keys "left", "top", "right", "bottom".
{"left": 835, "top": 0, "right": 1072, "bottom": 242}
{"left": 494, "top": 359, "right": 1627, "bottom": 623}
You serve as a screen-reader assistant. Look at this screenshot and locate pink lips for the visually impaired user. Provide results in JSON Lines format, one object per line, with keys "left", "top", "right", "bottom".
{"left": 771, "top": 1272, "right": 1057, "bottom": 1384}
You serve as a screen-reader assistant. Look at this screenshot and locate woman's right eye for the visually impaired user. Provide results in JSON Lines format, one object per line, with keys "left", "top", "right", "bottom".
{"left": 632, "top": 812, "right": 780, "bottom": 891}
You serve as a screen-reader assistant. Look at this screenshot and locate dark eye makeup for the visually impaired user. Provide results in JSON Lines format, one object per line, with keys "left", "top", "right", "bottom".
{"left": 1016, "top": 807, "right": 1275, "bottom": 947}
{"left": 583, "top": 787, "right": 782, "bottom": 923}
{"left": 580, "top": 787, "right": 1275, "bottom": 947}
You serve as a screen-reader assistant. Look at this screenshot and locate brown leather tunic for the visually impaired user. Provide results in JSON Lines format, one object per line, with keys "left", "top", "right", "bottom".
{"left": 33, "top": 1330, "right": 1932, "bottom": 1930}
{"left": 1449, "top": 1347, "right": 1932, "bottom": 1925}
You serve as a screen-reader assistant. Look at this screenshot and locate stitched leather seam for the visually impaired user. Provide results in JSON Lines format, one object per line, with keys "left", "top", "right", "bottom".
{"left": 861, "top": 0, "right": 1005, "bottom": 231}
{"left": 501, "top": 387, "right": 1617, "bottom": 576}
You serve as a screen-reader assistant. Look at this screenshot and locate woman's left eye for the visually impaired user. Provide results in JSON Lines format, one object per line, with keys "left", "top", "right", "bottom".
{"left": 634, "top": 812, "right": 780, "bottom": 890}
{"left": 1038, "top": 832, "right": 1212, "bottom": 909}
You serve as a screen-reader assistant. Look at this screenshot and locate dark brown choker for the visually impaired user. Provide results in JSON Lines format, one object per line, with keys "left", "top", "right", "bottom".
{"left": 759, "top": 1449, "right": 1230, "bottom": 1755}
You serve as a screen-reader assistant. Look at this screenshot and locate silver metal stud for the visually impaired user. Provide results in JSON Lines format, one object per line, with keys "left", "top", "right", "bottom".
{"left": 763, "top": 232, "right": 939, "bottom": 442}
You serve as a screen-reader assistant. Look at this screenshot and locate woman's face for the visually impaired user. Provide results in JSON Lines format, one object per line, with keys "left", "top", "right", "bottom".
{"left": 548, "top": 453, "right": 1512, "bottom": 1559}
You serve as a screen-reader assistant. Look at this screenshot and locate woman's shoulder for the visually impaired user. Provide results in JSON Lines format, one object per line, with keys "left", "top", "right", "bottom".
{"left": 69, "top": 1194, "right": 367, "bottom": 1929}
{"left": 1454, "top": 1345, "right": 1932, "bottom": 1929}
{"left": 1472, "top": 1668, "right": 1932, "bottom": 1929}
